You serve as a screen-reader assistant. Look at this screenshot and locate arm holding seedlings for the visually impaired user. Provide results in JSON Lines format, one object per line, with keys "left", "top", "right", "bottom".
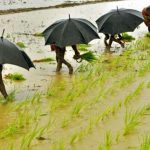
{"left": 72, "top": 45, "right": 80, "bottom": 58}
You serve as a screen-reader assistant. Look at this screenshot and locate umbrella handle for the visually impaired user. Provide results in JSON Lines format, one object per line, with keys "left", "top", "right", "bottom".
{"left": 76, "top": 58, "right": 83, "bottom": 63}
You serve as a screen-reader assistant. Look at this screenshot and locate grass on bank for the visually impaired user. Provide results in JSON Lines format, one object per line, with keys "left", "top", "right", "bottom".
{"left": 16, "top": 42, "right": 26, "bottom": 48}
{"left": 33, "top": 32, "right": 44, "bottom": 37}
{"left": 33, "top": 57, "right": 54, "bottom": 63}
{"left": 5, "top": 73, "right": 26, "bottom": 81}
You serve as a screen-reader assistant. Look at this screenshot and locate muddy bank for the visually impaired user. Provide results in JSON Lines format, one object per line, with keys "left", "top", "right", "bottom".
{"left": 0, "top": 0, "right": 123, "bottom": 15}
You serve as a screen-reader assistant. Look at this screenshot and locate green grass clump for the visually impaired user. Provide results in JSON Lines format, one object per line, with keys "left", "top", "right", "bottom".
{"left": 122, "top": 33, "right": 135, "bottom": 42}
{"left": 33, "top": 32, "right": 44, "bottom": 37}
{"left": 78, "top": 44, "right": 90, "bottom": 51}
{"left": 16, "top": 42, "right": 26, "bottom": 48}
{"left": 145, "top": 33, "right": 150, "bottom": 38}
{"left": 33, "top": 57, "right": 54, "bottom": 63}
{"left": 80, "top": 51, "right": 97, "bottom": 62}
{"left": 5, "top": 73, "right": 26, "bottom": 81}
{"left": 140, "top": 134, "right": 150, "bottom": 150}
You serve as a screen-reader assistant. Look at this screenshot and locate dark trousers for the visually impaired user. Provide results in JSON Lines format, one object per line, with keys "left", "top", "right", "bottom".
{"left": 0, "top": 65, "right": 8, "bottom": 98}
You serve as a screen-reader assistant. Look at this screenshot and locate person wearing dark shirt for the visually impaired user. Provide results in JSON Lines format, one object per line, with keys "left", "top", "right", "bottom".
{"left": 142, "top": 6, "right": 150, "bottom": 32}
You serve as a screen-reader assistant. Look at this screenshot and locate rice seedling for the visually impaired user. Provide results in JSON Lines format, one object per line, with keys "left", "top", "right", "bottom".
{"left": 140, "top": 134, "right": 150, "bottom": 150}
{"left": 5, "top": 73, "right": 26, "bottom": 81}
{"left": 124, "top": 82, "right": 144, "bottom": 105}
{"left": 20, "top": 125, "right": 38, "bottom": 150}
{"left": 0, "top": 90, "right": 16, "bottom": 103}
{"left": 115, "top": 131, "right": 121, "bottom": 144}
{"left": 104, "top": 131, "right": 112, "bottom": 150}
{"left": 80, "top": 51, "right": 97, "bottom": 62}
{"left": 98, "top": 145, "right": 105, "bottom": 150}
{"left": 70, "top": 133, "right": 79, "bottom": 145}
{"left": 138, "top": 62, "right": 150, "bottom": 77}
{"left": 0, "top": 122, "right": 18, "bottom": 139}
{"left": 98, "top": 131, "right": 112, "bottom": 150}
{"left": 118, "top": 73, "right": 135, "bottom": 88}
{"left": 30, "top": 92, "right": 41, "bottom": 104}
{"left": 61, "top": 117, "right": 70, "bottom": 128}
{"left": 123, "top": 104, "right": 150, "bottom": 135}
{"left": 7, "top": 143, "right": 14, "bottom": 150}
{"left": 13, "top": 92, "right": 41, "bottom": 111}
{"left": 71, "top": 102, "right": 85, "bottom": 117}
{"left": 33, "top": 57, "right": 54, "bottom": 63}
{"left": 122, "top": 33, "right": 135, "bottom": 42}
{"left": 16, "top": 42, "right": 26, "bottom": 48}
{"left": 78, "top": 44, "right": 90, "bottom": 51}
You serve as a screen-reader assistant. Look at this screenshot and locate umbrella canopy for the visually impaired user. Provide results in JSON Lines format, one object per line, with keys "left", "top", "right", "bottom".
{"left": 43, "top": 16, "right": 100, "bottom": 47}
{"left": 96, "top": 8, "right": 144, "bottom": 35}
{"left": 0, "top": 37, "right": 35, "bottom": 70}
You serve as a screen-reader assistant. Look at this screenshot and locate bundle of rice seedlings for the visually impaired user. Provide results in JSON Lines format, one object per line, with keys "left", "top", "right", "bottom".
{"left": 80, "top": 51, "right": 97, "bottom": 62}
{"left": 122, "top": 33, "right": 135, "bottom": 42}
{"left": 78, "top": 44, "right": 90, "bottom": 51}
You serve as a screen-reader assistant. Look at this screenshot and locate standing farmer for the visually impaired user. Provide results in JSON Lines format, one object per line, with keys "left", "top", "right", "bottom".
{"left": 142, "top": 6, "right": 150, "bottom": 32}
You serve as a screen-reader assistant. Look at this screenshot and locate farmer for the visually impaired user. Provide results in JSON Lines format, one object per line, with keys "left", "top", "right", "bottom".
{"left": 104, "top": 33, "right": 124, "bottom": 50}
{"left": 142, "top": 6, "right": 150, "bottom": 32}
{"left": 50, "top": 44, "right": 80, "bottom": 74}
{"left": 0, "top": 65, "right": 8, "bottom": 98}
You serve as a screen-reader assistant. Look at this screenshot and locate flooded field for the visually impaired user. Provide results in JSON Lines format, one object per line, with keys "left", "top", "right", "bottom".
{"left": 0, "top": 0, "right": 111, "bottom": 10}
{"left": 0, "top": 0, "right": 150, "bottom": 150}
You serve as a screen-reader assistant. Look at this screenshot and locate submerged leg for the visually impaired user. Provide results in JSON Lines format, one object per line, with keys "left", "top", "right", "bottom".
{"left": 62, "top": 59, "right": 73, "bottom": 74}
{"left": 104, "top": 34, "right": 109, "bottom": 47}
{"left": 56, "top": 59, "right": 63, "bottom": 72}
{"left": 148, "top": 26, "right": 150, "bottom": 32}
{"left": 0, "top": 65, "right": 8, "bottom": 99}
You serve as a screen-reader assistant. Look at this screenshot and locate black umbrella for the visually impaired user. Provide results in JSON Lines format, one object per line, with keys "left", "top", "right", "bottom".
{"left": 43, "top": 15, "right": 100, "bottom": 47}
{"left": 96, "top": 8, "right": 144, "bottom": 35}
{"left": 0, "top": 36, "right": 35, "bottom": 70}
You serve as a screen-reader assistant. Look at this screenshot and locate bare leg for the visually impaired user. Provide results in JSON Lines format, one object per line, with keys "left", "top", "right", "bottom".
{"left": 104, "top": 34, "right": 109, "bottom": 47}
{"left": 56, "top": 49, "right": 73, "bottom": 74}
{"left": 56, "top": 59, "right": 63, "bottom": 72}
{"left": 72, "top": 45, "right": 80, "bottom": 56}
{"left": 56, "top": 55, "right": 62, "bottom": 70}
{"left": 0, "top": 65, "right": 8, "bottom": 99}
{"left": 107, "top": 36, "right": 113, "bottom": 49}
{"left": 62, "top": 59, "right": 73, "bottom": 74}
{"left": 148, "top": 26, "right": 150, "bottom": 32}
